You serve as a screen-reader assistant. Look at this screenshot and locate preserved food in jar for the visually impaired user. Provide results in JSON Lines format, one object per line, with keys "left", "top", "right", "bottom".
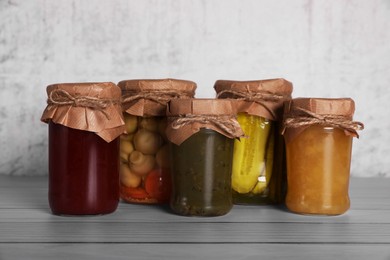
{"left": 231, "top": 114, "right": 273, "bottom": 194}
{"left": 41, "top": 82, "right": 125, "bottom": 215}
{"left": 118, "top": 79, "right": 196, "bottom": 204}
{"left": 166, "top": 99, "right": 244, "bottom": 216}
{"left": 215, "top": 79, "right": 293, "bottom": 204}
{"left": 282, "top": 98, "right": 364, "bottom": 215}
{"left": 119, "top": 115, "right": 171, "bottom": 203}
{"left": 49, "top": 122, "right": 120, "bottom": 215}
{"left": 170, "top": 129, "right": 234, "bottom": 216}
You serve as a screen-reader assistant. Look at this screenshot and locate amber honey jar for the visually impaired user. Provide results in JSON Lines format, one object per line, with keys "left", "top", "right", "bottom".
{"left": 215, "top": 79, "right": 293, "bottom": 204}
{"left": 41, "top": 82, "right": 125, "bottom": 215}
{"left": 166, "top": 99, "right": 244, "bottom": 216}
{"left": 282, "top": 98, "right": 364, "bottom": 215}
{"left": 118, "top": 79, "right": 196, "bottom": 204}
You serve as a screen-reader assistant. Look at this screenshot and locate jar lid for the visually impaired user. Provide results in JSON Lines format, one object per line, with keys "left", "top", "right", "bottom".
{"left": 214, "top": 78, "right": 293, "bottom": 120}
{"left": 284, "top": 98, "right": 355, "bottom": 118}
{"left": 118, "top": 78, "right": 197, "bottom": 116}
{"left": 282, "top": 98, "right": 364, "bottom": 142}
{"left": 166, "top": 99, "right": 244, "bottom": 145}
{"left": 41, "top": 82, "right": 125, "bottom": 142}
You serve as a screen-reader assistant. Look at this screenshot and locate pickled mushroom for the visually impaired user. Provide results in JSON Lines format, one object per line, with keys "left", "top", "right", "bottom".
{"left": 120, "top": 133, "right": 134, "bottom": 142}
{"left": 155, "top": 145, "right": 170, "bottom": 168}
{"left": 120, "top": 151, "right": 129, "bottom": 163}
{"left": 129, "top": 151, "right": 156, "bottom": 175}
{"left": 133, "top": 129, "right": 162, "bottom": 155}
{"left": 125, "top": 114, "right": 138, "bottom": 134}
{"left": 139, "top": 117, "right": 159, "bottom": 132}
{"left": 121, "top": 164, "right": 142, "bottom": 188}
{"left": 120, "top": 140, "right": 134, "bottom": 155}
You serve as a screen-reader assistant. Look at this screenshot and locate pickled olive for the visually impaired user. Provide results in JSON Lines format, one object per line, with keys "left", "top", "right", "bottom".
{"left": 155, "top": 144, "right": 170, "bottom": 168}
{"left": 139, "top": 117, "right": 159, "bottom": 132}
{"left": 120, "top": 140, "right": 134, "bottom": 155}
{"left": 129, "top": 151, "right": 156, "bottom": 175}
{"left": 133, "top": 129, "right": 162, "bottom": 155}
{"left": 125, "top": 114, "right": 138, "bottom": 134}
{"left": 120, "top": 164, "right": 141, "bottom": 188}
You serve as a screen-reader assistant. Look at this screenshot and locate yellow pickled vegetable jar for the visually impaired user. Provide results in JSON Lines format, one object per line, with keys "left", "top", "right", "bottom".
{"left": 282, "top": 98, "right": 364, "bottom": 215}
{"left": 214, "top": 79, "right": 293, "bottom": 204}
{"left": 118, "top": 79, "right": 196, "bottom": 204}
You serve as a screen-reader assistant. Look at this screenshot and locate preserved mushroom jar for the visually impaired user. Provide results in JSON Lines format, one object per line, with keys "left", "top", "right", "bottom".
{"left": 282, "top": 98, "right": 364, "bottom": 215}
{"left": 118, "top": 79, "right": 196, "bottom": 204}
{"left": 214, "top": 79, "right": 293, "bottom": 204}
{"left": 166, "top": 99, "right": 244, "bottom": 216}
{"left": 41, "top": 82, "right": 125, "bottom": 215}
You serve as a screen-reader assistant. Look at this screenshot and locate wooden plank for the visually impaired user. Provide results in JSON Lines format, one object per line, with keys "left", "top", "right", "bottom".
{"left": 0, "top": 244, "right": 390, "bottom": 260}
{"left": 0, "top": 222, "right": 389, "bottom": 243}
{"left": 0, "top": 207, "right": 389, "bottom": 224}
{"left": 0, "top": 177, "right": 389, "bottom": 210}
{"left": 0, "top": 176, "right": 389, "bottom": 259}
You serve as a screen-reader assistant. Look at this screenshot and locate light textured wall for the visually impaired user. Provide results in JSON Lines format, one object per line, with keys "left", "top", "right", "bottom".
{"left": 0, "top": 0, "right": 389, "bottom": 177}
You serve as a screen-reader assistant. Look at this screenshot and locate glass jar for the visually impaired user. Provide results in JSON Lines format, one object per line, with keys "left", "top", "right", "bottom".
{"left": 214, "top": 79, "right": 293, "bottom": 204}
{"left": 119, "top": 115, "right": 171, "bottom": 203}
{"left": 231, "top": 113, "right": 284, "bottom": 204}
{"left": 48, "top": 122, "right": 120, "bottom": 215}
{"left": 166, "top": 99, "right": 244, "bottom": 216}
{"left": 170, "top": 129, "right": 234, "bottom": 216}
{"left": 118, "top": 79, "right": 196, "bottom": 204}
{"left": 282, "top": 98, "right": 364, "bottom": 215}
{"left": 41, "top": 82, "right": 125, "bottom": 215}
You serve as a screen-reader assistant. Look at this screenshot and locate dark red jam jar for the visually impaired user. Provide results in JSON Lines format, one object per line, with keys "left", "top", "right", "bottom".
{"left": 41, "top": 82, "right": 125, "bottom": 215}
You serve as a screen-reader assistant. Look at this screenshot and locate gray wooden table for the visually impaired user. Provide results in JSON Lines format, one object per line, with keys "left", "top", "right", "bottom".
{"left": 0, "top": 176, "right": 389, "bottom": 259}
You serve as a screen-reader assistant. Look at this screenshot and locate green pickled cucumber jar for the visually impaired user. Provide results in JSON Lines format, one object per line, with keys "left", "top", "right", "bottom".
{"left": 166, "top": 99, "right": 244, "bottom": 216}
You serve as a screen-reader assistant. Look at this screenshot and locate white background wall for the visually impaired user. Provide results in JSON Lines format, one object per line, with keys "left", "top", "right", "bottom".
{"left": 0, "top": 0, "right": 389, "bottom": 177}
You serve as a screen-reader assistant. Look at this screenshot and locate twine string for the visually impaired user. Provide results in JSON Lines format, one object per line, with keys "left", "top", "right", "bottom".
{"left": 282, "top": 107, "right": 364, "bottom": 136}
{"left": 170, "top": 115, "right": 242, "bottom": 137}
{"left": 122, "top": 90, "right": 193, "bottom": 106}
{"left": 47, "top": 89, "right": 119, "bottom": 119}
{"left": 216, "top": 89, "right": 288, "bottom": 102}
{"left": 216, "top": 89, "right": 290, "bottom": 118}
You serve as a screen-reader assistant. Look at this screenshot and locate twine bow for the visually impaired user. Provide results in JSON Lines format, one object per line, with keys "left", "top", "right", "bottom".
{"left": 282, "top": 107, "right": 364, "bottom": 137}
{"left": 216, "top": 89, "right": 290, "bottom": 119}
{"left": 170, "top": 115, "right": 244, "bottom": 138}
{"left": 47, "top": 89, "right": 119, "bottom": 119}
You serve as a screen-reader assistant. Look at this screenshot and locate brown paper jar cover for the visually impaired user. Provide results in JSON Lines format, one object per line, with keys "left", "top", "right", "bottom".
{"left": 41, "top": 82, "right": 125, "bottom": 142}
{"left": 214, "top": 78, "right": 293, "bottom": 121}
{"left": 282, "top": 98, "right": 364, "bottom": 143}
{"left": 166, "top": 99, "right": 245, "bottom": 145}
{"left": 118, "top": 78, "right": 197, "bottom": 116}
